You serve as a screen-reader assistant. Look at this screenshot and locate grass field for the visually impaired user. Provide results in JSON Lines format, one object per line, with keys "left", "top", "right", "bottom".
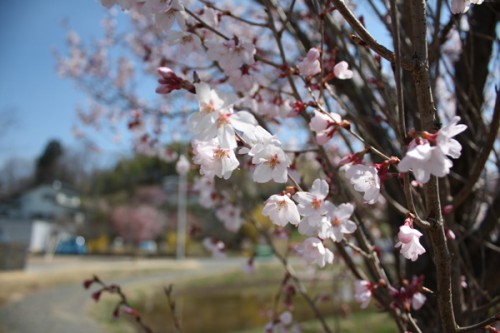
{"left": 92, "top": 261, "right": 397, "bottom": 333}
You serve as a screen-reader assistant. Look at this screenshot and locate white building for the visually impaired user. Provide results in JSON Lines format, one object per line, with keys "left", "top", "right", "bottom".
{"left": 0, "top": 181, "right": 84, "bottom": 253}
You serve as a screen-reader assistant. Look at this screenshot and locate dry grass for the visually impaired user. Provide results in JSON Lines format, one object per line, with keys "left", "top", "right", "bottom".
{"left": 0, "top": 256, "right": 205, "bottom": 306}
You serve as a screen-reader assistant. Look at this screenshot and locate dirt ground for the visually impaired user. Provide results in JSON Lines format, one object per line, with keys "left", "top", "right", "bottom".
{"left": 0, "top": 255, "right": 246, "bottom": 333}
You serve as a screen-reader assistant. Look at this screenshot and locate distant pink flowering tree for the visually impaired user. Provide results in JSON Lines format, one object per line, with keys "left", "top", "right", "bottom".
{"left": 57, "top": 0, "right": 500, "bottom": 332}
{"left": 112, "top": 205, "right": 166, "bottom": 246}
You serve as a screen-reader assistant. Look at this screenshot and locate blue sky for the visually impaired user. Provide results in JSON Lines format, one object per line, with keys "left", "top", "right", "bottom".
{"left": 0, "top": 1, "right": 395, "bottom": 172}
{"left": 0, "top": 0, "right": 132, "bottom": 168}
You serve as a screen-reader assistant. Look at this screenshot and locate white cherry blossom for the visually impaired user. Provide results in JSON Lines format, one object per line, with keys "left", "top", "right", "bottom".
{"left": 354, "top": 280, "right": 373, "bottom": 309}
{"left": 252, "top": 142, "right": 290, "bottom": 183}
{"left": 226, "top": 66, "right": 257, "bottom": 93}
{"left": 345, "top": 164, "right": 380, "bottom": 204}
{"left": 193, "top": 175, "right": 218, "bottom": 208}
{"left": 216, "top": 203, "right": 243, "bottom": 232}
{"left": 189, "top": 82, "right": 230, "bottom": 140}
{"left": 436, "top": 116, "right": 467, "bottom": 158}
{"left": 297, "top": 215, "right": 325, "bottom": 236}
{"left": 167, "top": 31, "right": 203, "bottom": 55}
{"left": 412, "top": 292, "right": 427, "bottom": 310}
{"left": 399, "top": 117, "right": 467, "bottom": 183}
{"left": 262, "top": 194, "right": 300, "bottom": 226}
{"left": 395, "top": 225, "right": 426, "bottom": 261}
{"left": 206, "top": 38, "right": 255, "bottom": 72}
{"left": 296, "top": 237, "right": 334, "bottom": 267}
{"left": 309, "top": 111, "right": 342, "bottom": 145}
{"left": 154, "top": 0, "right": 187, "bottom": 31}
{"left": 293, "top": 178, "right": 330, "bottom": 217}
{"left": 333, "top": 61, "right": 353, "bottom": 79}
{"left": 298, "top": 48, "right": 321, "bottom": 76}
{"left": 398, "top": 140, "right": 452, "bottom": 183}
{"left": 202, "top": 237, "right": 226, "bottom": 258}
{"left": 192, "top": 139, "right": 239, "bottom": 179}
{"left": 318, "top": 203, "right": 357, "bottom": 242}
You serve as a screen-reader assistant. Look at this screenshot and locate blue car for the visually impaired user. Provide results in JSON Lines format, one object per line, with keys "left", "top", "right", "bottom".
{"left": 55, "top": 236, "right": 87, "bottom": 255}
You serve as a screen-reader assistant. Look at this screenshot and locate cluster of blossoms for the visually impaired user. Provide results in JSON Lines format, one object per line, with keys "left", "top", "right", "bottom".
{"left": 353, "top": 276, "right": 427, "bottom": 311}
{"left": 298, "top": 48, "right": 353, "bottom": 80}
{"left": 93, "top": 0, "right": 472, "bottom": 275}
{"left": 263, "top": 179, "right": 357, "bottom": 267}
{"left": 189, "top": 82, "right": 291, "bottom": 185}
{"left": 398, "top": 116, "right": 467, "bottom": 184}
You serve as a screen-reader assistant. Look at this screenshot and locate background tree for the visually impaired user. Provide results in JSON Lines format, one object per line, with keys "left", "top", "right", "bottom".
{"left": 111, "top": 204, "right": 166, "bottom": 247}
{"left": 34, "top": 139, "right": 65, "bottom": 185}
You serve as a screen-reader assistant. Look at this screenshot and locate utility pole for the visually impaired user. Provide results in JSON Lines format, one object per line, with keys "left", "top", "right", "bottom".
{"left": 176, "top": 172, "right": 187, "bottom": 259}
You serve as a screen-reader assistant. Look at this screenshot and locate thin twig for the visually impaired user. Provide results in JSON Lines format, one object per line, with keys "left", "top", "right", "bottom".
{"left": 328, "top": 0, "right": 413, "bottom": 71}
{"left": 452, "top": 90, "right": 500, "bottom": 209}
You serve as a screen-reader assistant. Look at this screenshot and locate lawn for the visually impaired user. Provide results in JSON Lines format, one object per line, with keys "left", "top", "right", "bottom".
{"left": 92, "top": 260, "right": 397, "bottom": 333}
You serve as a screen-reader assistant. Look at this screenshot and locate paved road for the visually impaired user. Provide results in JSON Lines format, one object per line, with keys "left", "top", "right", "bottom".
{"left": 0, "top": 257, "right": 245, "bottom": 333}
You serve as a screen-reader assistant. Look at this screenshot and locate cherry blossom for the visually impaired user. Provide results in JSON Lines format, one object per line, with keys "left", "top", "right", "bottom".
{"left": 395, "top": 225, "right": 426, "bottom": 261}
{"left": 240, "top": 125, "right": 276, "bottom": 153}
{"left": 298, "top": 48, "right": 321, "bottom": 77}
{"left": 158, "top": 147, "right": 179, "bottom": 162}
{"left": 293, "top": 178, "right": 330, "bottom": 218}
{"left": 167, "top": 31, "right": 203, "bottom": 55}
{"left": 354, "top": 280, "right": 373, "bottom": 309}
{"left": 412, "top": 292, "right": 426, "bottom": 310}
{"left": 202, "top": 237, "right": 226, "bottom": 258}
{"left": 189, "top": 83, "right": 258, "bottom": 149}
{"left": 154, "top": 0, "right": 186, "bottom": 31}
{"left": 262, "top": 194, "right": 300, "bottom": 227}
{"left": 389, "top": 276, "right": 428, "bottom": 312}
{"left": 333, "top": 61, "right": 353, "bottom": 80}
{"left": 192, "top": 139, "right": 239, "bottom": 179}
{"left": 219, "top": 110, "right": 259, "bottom": 149}
{"left": 399, "top": 117, "right": 467, "bottom": 183}
{"left": 192, "top": 175, "right": 218, "bottom": 208}
{"left": 264, "top": 311, "right": 300, "bottom": 333}
{"left": 226, "top": 65, "right": 257, "bottom": 93}
{"left": 251, "top": 142, "right": 290, "bottom": 183}
{"left": 216, "top": 203, "right": 243, "bottom": 232}
{"left": 309, "top": 111, "right": 343, "bottom": 145}
{"left": 189, "top": 82, "right": 229, "bottom": 135}
{"left": 436, "top": 116, "right": 467, "bottom": 158}
{"left": 206, "top": 37, "right": 256, "bottom": 72}
{"left": 398, "top": 139, "right": 452, "bottom": 183}
{"left": 318, "top": 203, "right": 357, "bottom": 242}
{"left": 296, "top": 237, "right": 334, "bottom": 267}
{"left": 297, "top": 215, "right": 325, "bottom": 236}
{"left": 451, "top": 0, "right": 484, "bottom": 14}
{"left": 345, "top": 164, "right": 380, "bottom": 204}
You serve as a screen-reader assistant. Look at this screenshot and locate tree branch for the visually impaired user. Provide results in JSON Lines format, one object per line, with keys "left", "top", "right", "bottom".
{"left": 328, "top": 0, "right": 413, "bottom": 71}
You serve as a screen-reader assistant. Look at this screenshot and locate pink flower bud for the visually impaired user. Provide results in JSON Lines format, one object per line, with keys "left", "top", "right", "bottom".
{"left": 445, "top": 229, "right": 456, "bottom": 240}
{"left": 156, "top": 67, "right": 195, "bottom": 94}
{"left": 442, "top": 205, "right": 454, "bottom": 215}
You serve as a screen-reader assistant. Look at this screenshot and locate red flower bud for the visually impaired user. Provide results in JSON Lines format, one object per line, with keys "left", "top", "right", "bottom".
{"left": 83, "top": 279, "right": 94, "bottom": 289}
{"left": 92, "top": 290, "right": 102, "bottom": 302}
